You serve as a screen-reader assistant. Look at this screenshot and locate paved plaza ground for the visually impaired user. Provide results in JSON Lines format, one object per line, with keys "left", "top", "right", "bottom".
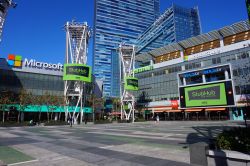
{"left": 0, "top": 121, "right": 247, "bottom": 166}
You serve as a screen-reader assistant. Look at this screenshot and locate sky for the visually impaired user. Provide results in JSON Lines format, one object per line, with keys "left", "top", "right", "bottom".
{"left": 0, "top": 0, "right": 248, "bottom": 66}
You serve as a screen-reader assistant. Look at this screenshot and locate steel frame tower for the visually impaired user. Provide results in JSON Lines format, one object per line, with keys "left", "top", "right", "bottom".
{"left": 119, "top": 44, "right": 136, "bottom": 122}
{"left": 0, "top": 0, "right": 16, "bottom": 42}
{"left": 64, "top": 21, "right": 90, "bottom": 124}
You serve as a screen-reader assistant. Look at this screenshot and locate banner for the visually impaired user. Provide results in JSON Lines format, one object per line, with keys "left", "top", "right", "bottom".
{"left": 63, "top": 64, "right": 92, "bottom": 82}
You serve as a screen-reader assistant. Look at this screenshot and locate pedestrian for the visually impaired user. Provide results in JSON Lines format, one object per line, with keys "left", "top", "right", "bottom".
{"left": 156, "top": 115, "right": 159, "bottom": 123}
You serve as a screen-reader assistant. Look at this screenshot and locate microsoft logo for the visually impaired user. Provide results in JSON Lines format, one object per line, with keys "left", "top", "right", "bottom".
{"left": 7, "top": 54, "right": 22, "bottom": 67}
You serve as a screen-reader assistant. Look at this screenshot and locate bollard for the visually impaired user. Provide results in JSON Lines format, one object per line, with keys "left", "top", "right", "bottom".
{"left": 189, "top": 142, "right": 208, "bottom": 166}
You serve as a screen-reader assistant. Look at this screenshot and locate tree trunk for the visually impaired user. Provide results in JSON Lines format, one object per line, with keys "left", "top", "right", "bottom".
{"left": 47, "top": 112, "right": 49, "bottom": 122}
{"left": 59, "top": 112, "right": 61, "bottom": 121}
{"left": 17, "top": 111, "right": 20, "bottom": 123}
{"left": 39, "top": 111, "right": 41, "bottom": 123}
{"left": 2, "top": 111, "right": 4, "bottom": 123}
{"left": 50, "top": 112, "right": 53, "bottom": 121}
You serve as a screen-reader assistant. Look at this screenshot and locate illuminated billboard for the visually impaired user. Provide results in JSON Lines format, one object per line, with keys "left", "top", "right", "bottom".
{"left": 179, "top": 81, "right": 235, "bottom": 108}
{"left": 63, "top": 64, "right": 92, "bottom": 82}
{"left": 125, "top": 77, "right": 138, "bottom": 91}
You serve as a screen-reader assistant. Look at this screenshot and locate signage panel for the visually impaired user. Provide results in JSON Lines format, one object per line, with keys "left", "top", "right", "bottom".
{"left": 125, "top": 77, "right": 138, "bottom": 91}
{"left": 179, "top": 81, "right": 235, "bottom": 108}
{"left": 185, "top": 83, "right": 227, "bottom": 107}
{"left": 134, "top": 65, "right": 153, "bottom": 74}
{"left": 63, "top": 64, "right": 92, "bottom": 82}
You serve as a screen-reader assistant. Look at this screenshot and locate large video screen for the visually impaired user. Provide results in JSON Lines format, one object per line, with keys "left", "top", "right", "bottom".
{"left": 125, "top": 77, "right": 138, "bottom": 91}
{"left": 63, "top": 64, "right": 92, "bottom": 82}
{"left": 179, "top": 81, "right": 235, "bottom": 108}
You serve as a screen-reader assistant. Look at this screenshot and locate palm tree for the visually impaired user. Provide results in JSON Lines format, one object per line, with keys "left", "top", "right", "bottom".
{"left": 112, "top": 97, "right": 120, "bottom": 121}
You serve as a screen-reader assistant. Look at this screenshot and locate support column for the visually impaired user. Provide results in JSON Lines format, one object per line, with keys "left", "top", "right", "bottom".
{"left": 220, "top": 39, "right": 224, "bottom": 47}
{"left": 183, "top": 77, "right": 186, "bottom": 86}
{"left": 202, "top": 74, "right": 206, "bottom": 83}
{"left": 225, "top": 70, "right": 229, "bottom": 80}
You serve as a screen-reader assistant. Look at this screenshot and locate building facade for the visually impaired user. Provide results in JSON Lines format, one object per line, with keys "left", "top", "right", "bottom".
{"left": 0, "top": 56, "right": 103, "bottom": 122}
{"left": 134, "top": 21, "right": 250, "bottom": 120}
{"left": 136, "top": 4, "right": 201, "bottom": 55}
{"left": 93, "top": 0, "right": 160, "bottom": 96}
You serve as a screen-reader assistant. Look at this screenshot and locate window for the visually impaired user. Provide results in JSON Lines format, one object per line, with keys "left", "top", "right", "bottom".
{"left": 212, "top": 57, "right": 221, "bottom": 64}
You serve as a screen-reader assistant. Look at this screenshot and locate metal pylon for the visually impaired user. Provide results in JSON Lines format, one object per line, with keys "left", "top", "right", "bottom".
{"left": 119, "top": 44, "right": 135, "bottom": 122}
{"left": 64, "top": 21, "right": 90, "bottom": 124}
{"left": 0, "top": 0, "right": 16, "bottom": 43}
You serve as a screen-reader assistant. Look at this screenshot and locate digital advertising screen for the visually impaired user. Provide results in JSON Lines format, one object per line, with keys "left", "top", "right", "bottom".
{"left": 63, "top": 64, "right": 92, "bottom": 82}
{"left": 125, "top": 77, "right": 138, "bottom": 91}
{"left": 179, "top": 81, "right": 235, "bottom": 108}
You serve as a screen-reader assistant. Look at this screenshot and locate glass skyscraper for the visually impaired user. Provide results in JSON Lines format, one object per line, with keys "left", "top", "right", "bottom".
{"left": 93, "top": 0, "right": 160, "bottom": 96}
{"left": 136, "top": 4, "right": 201, "bottom": 55}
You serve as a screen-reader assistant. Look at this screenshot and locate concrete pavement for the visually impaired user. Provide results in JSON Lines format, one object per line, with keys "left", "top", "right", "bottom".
{"left": 0, "top": 121, "right": 245, "bottom": 166}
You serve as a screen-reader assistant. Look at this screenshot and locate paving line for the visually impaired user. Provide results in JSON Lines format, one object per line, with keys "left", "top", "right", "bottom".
{"left": 99, "top": 145, "right": 114, "bottom": 149}
{"left": 87, "top": 131, "right": 186, "bottom": 141}
{"left": 8, "top": 159, "right": 38, "bottom": 166}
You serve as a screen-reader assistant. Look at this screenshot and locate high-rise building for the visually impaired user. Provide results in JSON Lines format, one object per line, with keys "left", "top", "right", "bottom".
{"left": 136, "top": 4, "right": 201, "bottom": 55}
{"left": 93, "top": 0, "right": 160, "bottom": 96}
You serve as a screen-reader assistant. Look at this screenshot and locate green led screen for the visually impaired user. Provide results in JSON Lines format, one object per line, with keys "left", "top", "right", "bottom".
{"left": 63, "top": 64, "right": 92, "bottom": 82}
{"left": 125, "top": 77, "right": 138, "bottom": 91}
{"left": 184, "top": 83, "right": 227, "bottom": 107}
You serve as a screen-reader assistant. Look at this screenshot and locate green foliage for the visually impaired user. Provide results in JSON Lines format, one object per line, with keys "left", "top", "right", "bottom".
{"left": 216, "top": 127, "right": 250, "bottom": 153}
{"left": 44, "top": 120, "right": 68, "bottom": 126}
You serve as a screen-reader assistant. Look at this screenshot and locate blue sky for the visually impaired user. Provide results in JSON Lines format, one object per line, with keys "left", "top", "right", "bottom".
{"left": 0, "top": 0, "right": 247, "bottom": 65}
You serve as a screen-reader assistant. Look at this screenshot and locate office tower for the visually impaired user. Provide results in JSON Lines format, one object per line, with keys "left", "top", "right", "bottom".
{"left": 136, "top": 4, "right": 201, "bottom": 55}
{"left": 93, "top": 0, "right": 160, "bottom": 96}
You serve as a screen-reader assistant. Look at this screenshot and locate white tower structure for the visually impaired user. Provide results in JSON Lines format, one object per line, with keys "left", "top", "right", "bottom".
{"left": 64, "top": 21, "right": 90, "bottom": 124}
{"left": 0, "top": 0, "right": 16, "bottom": 42}
{"left": 119, "top": 44, "right": 136, "bottom": 122}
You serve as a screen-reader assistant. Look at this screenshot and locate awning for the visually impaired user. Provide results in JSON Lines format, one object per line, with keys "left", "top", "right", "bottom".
{"left": 166, "top": 109, "right": 182, "bottom": 113}
{"left": 154, "top": 110, "right": 166, "bottom": 113}
{"left": 205, "top": 108, "right": 226, "bottom": 112}
{"left": 111, "top": 112, "right": 121, "bottom": 115}
{"left": 185, "top": 109, "right": 203, "bottom": 112}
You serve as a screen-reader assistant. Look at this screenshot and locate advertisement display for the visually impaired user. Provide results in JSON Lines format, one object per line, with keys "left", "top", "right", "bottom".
{"left": 179, "top": 81, "right": 235, "bottom": 108}
{"left": 185, "top": 83, "right": 227, "bottom": 107}
{"left": 125, "top": 77, "right": 138, "bottom": 91}
{"left": 63, "top": 64, "right": 92, "bottom": 82}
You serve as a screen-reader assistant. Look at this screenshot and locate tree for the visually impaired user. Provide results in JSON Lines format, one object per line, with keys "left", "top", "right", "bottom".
{"left": 17, "top": 89, "right": 32, "bottom": 123}
{"left": 88, "top": 94, "right": 104, "bottom": 122}
{"left": 42, "top": 92, "right": 58, "bottom": 122}
{"left": 34, "top": 95, "right": 45, "bottom": 123}
{"left": 56, "top": 95, "right": 65, "bottom": 121}
{"left": 112, "top": 97, "right": 120, "bottom": 120}
{"left": 0, "top": 91, "right": 12, "bottom": 123}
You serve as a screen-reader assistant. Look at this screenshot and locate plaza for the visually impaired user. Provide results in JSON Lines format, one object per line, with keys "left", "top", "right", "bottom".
{"left": 0, "top": 121, "right": 246, "bottom": 166}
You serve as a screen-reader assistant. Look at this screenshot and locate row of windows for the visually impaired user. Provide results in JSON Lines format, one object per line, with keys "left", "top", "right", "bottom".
{"left": 135, "top": 49, "right": 250, "bottom": 100}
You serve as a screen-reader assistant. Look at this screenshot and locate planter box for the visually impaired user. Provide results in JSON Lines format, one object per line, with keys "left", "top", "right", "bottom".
{"left": 207, "top": 150, "right": 250, "bottom": 166}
